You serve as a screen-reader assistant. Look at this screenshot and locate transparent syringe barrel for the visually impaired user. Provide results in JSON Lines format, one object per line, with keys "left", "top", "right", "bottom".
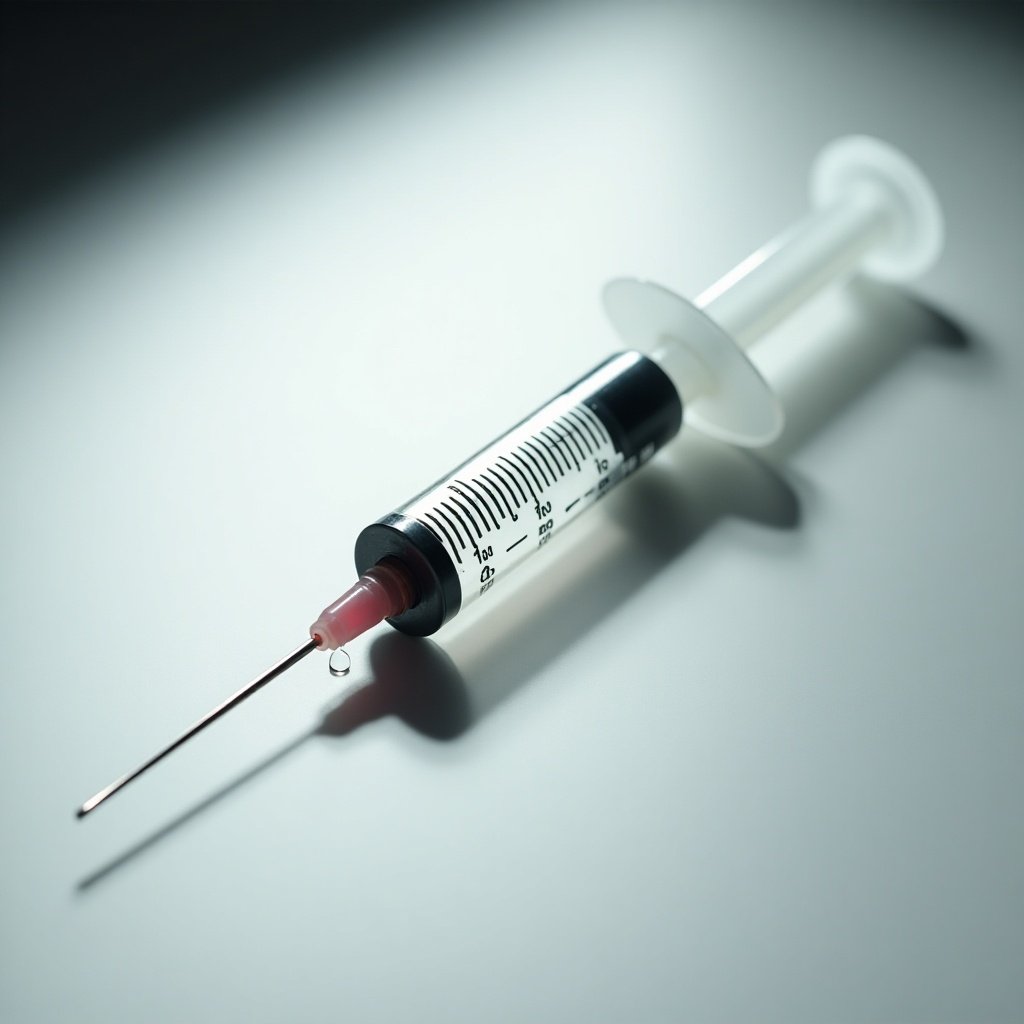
{"left": 353, "top": 351, "right": 682, "bottom": 637}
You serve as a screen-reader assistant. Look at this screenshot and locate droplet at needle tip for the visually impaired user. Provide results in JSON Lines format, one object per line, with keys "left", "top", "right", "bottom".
{"left": 75, "top": 637, "right": 320, "bottom": 820}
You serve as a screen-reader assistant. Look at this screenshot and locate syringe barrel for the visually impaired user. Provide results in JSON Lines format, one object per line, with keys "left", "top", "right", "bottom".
{"left": 354, "top": 352, "right": 682, "bottom": 636}
{"left": 696, "top": 191, "right": 891, "bottom": 347}
{"left": 335, "top": 136, "right": 944, "bottom": 642}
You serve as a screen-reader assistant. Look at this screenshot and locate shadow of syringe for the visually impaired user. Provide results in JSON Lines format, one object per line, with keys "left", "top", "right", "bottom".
{"left": 77, "top": 136, "right": 968, "bottom": 887}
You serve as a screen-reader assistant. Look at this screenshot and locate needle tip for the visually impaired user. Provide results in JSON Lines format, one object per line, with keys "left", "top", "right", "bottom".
{"left": 73, "top": 637, "right": 320, "bottom": 820}
{"left": 76, "top": 797, "right": 99, "bottom": 819}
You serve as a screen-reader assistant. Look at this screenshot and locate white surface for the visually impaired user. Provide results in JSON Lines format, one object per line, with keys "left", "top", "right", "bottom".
{"left": 2, "top": 3, "right": 1022, "bottom": 1022}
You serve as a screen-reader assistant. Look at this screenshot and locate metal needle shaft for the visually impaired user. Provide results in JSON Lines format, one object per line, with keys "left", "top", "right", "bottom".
{"left": 76, "top": 637, "right": 320, "bottom": 818}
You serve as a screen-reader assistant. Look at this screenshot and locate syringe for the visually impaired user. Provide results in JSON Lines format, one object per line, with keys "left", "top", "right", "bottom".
{"left": 77, "top": 136, "right": 943, "bottom": 818}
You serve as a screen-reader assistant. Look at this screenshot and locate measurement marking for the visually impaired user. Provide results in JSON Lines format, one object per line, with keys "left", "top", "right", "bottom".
{"left": 536, "top": 430, "right": 565, "bottom": 473}
{"left": 493, "top": 456, "right": 532, "bottom": 503}
{"left": 455, "top": 479, "right": 500, "bottom": 531}
{"left": 506, "top": 535, "right": 528, "bottom": 552}
{"left": 547, "top": 422, "right": 580, "bottom": 467}
{"left": 579, "top": 403, "right": 609, "bottom": 443}
{"left": 485, "top": 466, "right": 524, "bottom": 512}
{"left": 546, "top": 423, "right": 581, "bottom": 471}
{"left": 424, "top": 512, "right": 462, "bottom": 563}
{"left": 446, "top": 493, "right": 481, "bottom": 540}
{"left": 451, "top": 489, "right": 486, "bottom": 535}
{"left": 539, "top": 433, "right": 569, "bottom": 476}
{"left": 565, "top": 497, "right": 581, "bottom": 512}
{"left": 579, "top": 403, "right": 610, "bottom": 444}
{"left": 483, "top": 469, "right": 519, "bottom": 516}
{"left": 523, "top": 438, "right": 556, "bottom": 484}
{"left": 511, "top": 449, "right": 544, "bottom": 495}
{"left": 567, "top": 407, "right": 600, "bottom": 450}
{"left": 556, "top": 415, "right": 589, "bottom": 461}
{"left": 536, "top": 428, "right": 569, "bottom": 475}
{"left": 475, "top": 475, "right": 510, "bottom": 520}
{"left": 499, "top": 454, "right": 537, "bottom": 503}
{"left": 538, "top": 428, "right": 570, "bottom": 474}
{"left": 440, "top": 502, "right": 471, "bottom": 547}
{"left": 470, "top": 479, "right": 504, "bottom": 527}
{"left": 448, "top": 491, "right": 483, "bottom": 540}
{"left": 435, "top": 506, "right": 466, "bottom": 549}
{"left": 584, "top": 488, "right": 595, "bottom": 498}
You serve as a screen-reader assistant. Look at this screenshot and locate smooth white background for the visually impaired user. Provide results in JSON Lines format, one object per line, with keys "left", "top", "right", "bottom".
{"left": 1, "top": 3, "right": 1021, "bottom": 1021}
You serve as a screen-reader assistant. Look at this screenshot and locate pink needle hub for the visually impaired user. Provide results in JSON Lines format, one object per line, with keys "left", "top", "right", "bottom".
{"left": 309, "top": 558, "right": 418, "bottom": 650}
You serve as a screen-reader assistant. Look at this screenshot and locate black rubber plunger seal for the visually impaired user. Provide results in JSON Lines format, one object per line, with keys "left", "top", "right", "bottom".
{"left": 580, "top": 351, "right": 682, "bottom": 459}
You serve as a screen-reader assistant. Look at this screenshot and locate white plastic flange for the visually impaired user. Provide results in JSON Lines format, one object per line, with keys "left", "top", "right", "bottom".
{"left": 603, "top": 278, "right": 784, "bottom": 447}
{"left": 603, "top": 135, "right": 944, "bottom": 448}
{"left": 811, "top": 134, "right": 944, "bottom": 281}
